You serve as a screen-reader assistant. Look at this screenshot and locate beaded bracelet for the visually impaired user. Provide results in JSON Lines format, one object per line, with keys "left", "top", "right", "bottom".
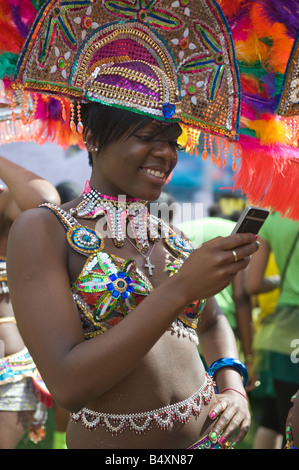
{"left": 207, "top": 357, "right": 248, "bottom": 387}
{"left": 220, "top": 387, "right": 248, "bottom": 401}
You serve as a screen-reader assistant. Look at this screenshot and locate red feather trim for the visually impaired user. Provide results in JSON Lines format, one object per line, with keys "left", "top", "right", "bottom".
{"left": 233, "top": 135, "right": 299, "bottom": 220}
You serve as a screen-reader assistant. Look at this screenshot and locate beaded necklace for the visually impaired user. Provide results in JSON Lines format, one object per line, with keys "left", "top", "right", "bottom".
{"left": 70, "top": 181, "right": 160, "bottom": 255}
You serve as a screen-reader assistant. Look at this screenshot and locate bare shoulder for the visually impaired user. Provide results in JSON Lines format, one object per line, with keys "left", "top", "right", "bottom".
{"left": 8, "top": 206, "right": 67, "bottom": 265}
{"left": 10, "top": 204, "right": 63, "bottom": 235}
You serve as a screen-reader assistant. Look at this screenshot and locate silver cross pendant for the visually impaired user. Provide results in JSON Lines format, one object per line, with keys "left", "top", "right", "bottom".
{"left": 144, "top": 257, "right": 155, "bottom": 276}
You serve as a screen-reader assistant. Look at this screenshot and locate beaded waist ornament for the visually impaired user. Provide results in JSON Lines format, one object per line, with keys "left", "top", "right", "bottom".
{"left": 71, "top": 372, "right": 214, "bottom": 435}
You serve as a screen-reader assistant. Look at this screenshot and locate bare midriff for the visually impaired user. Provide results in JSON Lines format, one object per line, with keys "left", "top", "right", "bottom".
{"left": 66, "top": 331, "right": 216, "bottom": 449}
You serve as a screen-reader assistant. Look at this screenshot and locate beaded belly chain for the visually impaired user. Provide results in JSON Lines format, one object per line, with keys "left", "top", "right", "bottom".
{"left": 70, "top": 373, "right": 215, "bottom": 435}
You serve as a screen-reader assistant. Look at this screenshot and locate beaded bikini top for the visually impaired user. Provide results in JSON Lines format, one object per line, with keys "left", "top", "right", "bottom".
{"left": 41, "top": 204, "right": 206, "bottom": 344}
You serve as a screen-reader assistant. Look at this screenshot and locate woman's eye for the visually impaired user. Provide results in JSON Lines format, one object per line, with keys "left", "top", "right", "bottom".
{"left": 170, "top": 141, "right": 184, "bottom": 150}
{"left": 135, "top": 134, "right": 152, "bottom": 141}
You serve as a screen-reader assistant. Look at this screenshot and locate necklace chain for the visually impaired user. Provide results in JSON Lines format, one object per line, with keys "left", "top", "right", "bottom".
{"left": 126, "top": 237, "right": 156, "bottom": 275}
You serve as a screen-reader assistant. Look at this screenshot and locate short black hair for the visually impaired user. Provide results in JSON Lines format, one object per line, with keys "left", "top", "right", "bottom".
{"left": 81, "top": 102, "right": 153, "bottom": 164}
{"left": 81, "top": 102, "right": 181, "bottom": 165}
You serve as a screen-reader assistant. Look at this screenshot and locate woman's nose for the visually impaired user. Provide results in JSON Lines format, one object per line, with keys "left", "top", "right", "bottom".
{"left": 151, "top": 140, "right": 177, "bottom": 161}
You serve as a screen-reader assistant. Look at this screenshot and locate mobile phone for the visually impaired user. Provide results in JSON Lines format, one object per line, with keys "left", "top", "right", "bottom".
{"left": 231, "top": 206, "right": 269, "bottom": 234}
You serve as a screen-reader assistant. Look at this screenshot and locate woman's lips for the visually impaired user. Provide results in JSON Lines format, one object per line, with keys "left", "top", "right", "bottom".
{"left": 142, "top": 167, "right": 166, "bottom": 179}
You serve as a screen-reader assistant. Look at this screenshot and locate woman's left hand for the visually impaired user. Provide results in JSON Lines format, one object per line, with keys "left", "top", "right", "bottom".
{"left": 207, "top": 389, "right": 250, "bottom": 448}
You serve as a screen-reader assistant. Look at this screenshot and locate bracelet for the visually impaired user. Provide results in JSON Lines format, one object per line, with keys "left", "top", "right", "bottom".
{"left": 207, "top": 357, "right": 248, "bottom": 387}
{"left": 220, "top": 388, "right": 248, "bottom": 401}
{"left": 267, "top": 275, "right": 281, "bottom": 289}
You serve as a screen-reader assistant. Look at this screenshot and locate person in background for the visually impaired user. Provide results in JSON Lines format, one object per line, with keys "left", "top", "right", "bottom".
{"left": 178, "top": 197, "right": 256, "bottom": 391}
{"left": 0, "top": 155, "right": 60, "bottom": 449}
{"left": 250, "top": 253, "right": 282, "bottom": 449}
{"left": 56, "top": 181, "right": 81, "bottom": 205}
{"left": 179, "top": 202, "right": 284, "bottom": 449}
{"left": 246, "top": 212, "right": 299, "bottom": 447}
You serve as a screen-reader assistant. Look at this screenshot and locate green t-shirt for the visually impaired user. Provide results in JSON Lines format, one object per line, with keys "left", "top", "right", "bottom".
{"left": 178, "top": 217, "right": 237, "bottom": 329}
{"left": 254, "top": 212, "right": 299, "bottom": 357}
{"left": 259, "top": 212, "right": 299, "bottom": 307}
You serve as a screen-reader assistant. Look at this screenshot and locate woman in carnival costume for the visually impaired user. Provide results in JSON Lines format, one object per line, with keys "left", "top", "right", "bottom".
{"left": 2, "top": 0, "right": 297, "bottom": 449}
{"left": 0, "top": 154, "right": 59, "bottom": 448}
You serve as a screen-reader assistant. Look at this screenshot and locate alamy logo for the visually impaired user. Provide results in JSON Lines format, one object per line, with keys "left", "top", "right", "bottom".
{"left": 290, "top": 339, "right": 299, "bottom": 364}
{"left": 94, "top": 198, "right": 204, "bottom": 246}
{"left": 0, "top": 339, "right": 4, "bottom": 359}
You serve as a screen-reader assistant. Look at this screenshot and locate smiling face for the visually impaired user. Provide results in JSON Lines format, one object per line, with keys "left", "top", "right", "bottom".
{"left": 87, "top": 120, "right": 181, "bottom": 201}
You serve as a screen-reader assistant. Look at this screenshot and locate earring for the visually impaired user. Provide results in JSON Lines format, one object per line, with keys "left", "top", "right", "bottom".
{"left": 84, "top": 141, "right": 98, "bottom": 152}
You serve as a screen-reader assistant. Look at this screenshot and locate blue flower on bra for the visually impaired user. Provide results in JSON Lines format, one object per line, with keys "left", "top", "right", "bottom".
{"left": 106, "top": 271, "right": 134, "bottom": 299}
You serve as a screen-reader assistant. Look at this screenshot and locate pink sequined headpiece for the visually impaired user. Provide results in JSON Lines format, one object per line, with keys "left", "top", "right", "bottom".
{"left": 84, "top": 60, "right": 181, "bottom": 121}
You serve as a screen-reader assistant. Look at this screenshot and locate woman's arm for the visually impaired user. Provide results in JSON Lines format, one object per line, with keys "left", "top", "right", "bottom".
{"left": 246, "top": 237, "right": 279, "bottom": 295}
{"left": 232, "top": 270, "right": 256, "bottom": 391}
{"left": 7, "top": 209, "right": 258, "bottom": 412}
{"left": 0, "top": 154, "right": 60, "bottom": 221}
{"left": 198, "top": 298, "right": 251, "bottom": 447}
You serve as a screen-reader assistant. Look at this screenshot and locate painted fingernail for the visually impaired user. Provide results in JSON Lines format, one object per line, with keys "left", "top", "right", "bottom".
{"left": 291, "top": 395, "right": 297, "bottom": 400}
{"left": 209, "top": 411, "right": 216, "bottom": 419}
{"left": 209, "top": 431, "right": 218, "bottom": 443}
{"left": 219, "top": 436, "right": 227, "bottom": 445}
{"left": 254, "top": 234, "right": 258, "bottom": 240}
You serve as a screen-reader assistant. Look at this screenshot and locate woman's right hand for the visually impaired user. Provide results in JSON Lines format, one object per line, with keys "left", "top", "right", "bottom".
{"left": 175, "top": 233, "right": 259, "bottom": 302}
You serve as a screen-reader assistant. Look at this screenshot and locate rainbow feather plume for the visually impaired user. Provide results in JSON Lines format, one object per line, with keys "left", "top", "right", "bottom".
{"left": 216, "top": 0, "right": 299, "bottom": 219}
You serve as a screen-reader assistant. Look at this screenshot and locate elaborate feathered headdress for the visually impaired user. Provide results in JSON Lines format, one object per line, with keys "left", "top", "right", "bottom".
{"left": 217, "top": 0, "right": 299, "bottom": 219}
{"left": 1, "top": 1, "right": 299, "bottom": 219}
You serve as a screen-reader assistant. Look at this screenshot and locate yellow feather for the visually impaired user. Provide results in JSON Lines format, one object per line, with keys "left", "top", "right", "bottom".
{"left": 235, "top": 34, "right": 268, "bottom": 64}
{"left": 246, "top": 117, "right": 287, "bottom": 145}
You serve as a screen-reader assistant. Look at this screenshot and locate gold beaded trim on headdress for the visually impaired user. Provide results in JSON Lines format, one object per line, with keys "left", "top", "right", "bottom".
{"left": 85, "top": 60, "right": 181, "bottom": 120}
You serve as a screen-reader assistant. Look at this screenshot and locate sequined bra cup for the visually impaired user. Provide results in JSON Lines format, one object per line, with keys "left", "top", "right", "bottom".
{"left": 41, "top": 204, "right": 206, "bottom": 345}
